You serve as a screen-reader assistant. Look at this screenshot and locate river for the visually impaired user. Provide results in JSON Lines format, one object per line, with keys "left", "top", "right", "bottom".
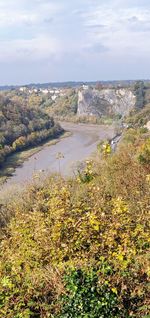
{"left": 0, "top": 122, "right": 115, "bottom": 196}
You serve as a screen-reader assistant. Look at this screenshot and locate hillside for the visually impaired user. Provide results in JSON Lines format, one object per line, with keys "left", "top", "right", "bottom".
{"left": 0, "top": 121, "right": 149, "bottom": 317}
{"left": 44, "top": 81, "right": 147, "bottom": 123}
{"left": 0, "top": 81, "right": 148, "bottom": 125}
{"left": 0, "top": 95, "right": 63, "bottom": 166}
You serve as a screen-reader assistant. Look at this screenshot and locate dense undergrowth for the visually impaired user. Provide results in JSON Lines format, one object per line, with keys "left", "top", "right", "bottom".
{"left": 0, "top": 127, "right": 150, "bottom": 317}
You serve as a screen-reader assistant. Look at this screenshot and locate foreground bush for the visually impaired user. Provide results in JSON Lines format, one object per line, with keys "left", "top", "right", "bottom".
{"left": 57, "top": 268, "right": 120, "bottom": 318}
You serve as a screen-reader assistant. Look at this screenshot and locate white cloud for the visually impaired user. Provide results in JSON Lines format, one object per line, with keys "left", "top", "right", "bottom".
{"left": 81, "top": 2, "right": 150, "bottom": 57}
{"left": 0, "top": 35, "right": 60, "bottom": 61}
{"left": 0, "top": 0, "right": 63, "bottom": 62}
{"left": 0, "top": 0, "right": 150, "bottom": 83}
{"left": 0, "top": 0, "right": 61, "bottom": 28}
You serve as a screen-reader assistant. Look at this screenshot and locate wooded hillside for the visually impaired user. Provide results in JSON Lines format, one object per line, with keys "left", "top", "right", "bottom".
{"left": 0, "top": 95, "right": 63, "bottom": 166}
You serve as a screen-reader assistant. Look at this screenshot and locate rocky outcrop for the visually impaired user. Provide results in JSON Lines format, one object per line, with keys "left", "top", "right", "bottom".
{"left": 77, "top": 88, "right": 136, "bottom": 118}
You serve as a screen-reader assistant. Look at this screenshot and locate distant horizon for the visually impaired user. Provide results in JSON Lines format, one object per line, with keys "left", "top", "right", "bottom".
{"left": 0, "top": 78, "right": 149, "bottom": 88}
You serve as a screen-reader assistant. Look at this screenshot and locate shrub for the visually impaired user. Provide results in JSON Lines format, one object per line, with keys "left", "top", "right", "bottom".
{"left": 57, "top": 268, "right": 121, "bottom": 318}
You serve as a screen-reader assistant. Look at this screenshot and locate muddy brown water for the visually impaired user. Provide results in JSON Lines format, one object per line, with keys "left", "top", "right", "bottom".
{"left": 0, "top": 122, "right": 115, "bottom": 196}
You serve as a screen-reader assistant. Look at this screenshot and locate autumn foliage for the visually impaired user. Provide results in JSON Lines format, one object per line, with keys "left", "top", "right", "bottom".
{"left": 0, "top": 95, "right": 63, "bottom": 166}
{"left": 0, "top": 128, "right": 150, "bottom": 317}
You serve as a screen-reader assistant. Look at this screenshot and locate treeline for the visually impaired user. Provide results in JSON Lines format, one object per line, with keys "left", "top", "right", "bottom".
{"left": 0, "top": 95, "right": 63, "bottom": 166}
{"left": 134, "top": 80, "right": 150, "bottom": 110}
{"left": 0, "top": 125, "right": 150, "bottom": 317}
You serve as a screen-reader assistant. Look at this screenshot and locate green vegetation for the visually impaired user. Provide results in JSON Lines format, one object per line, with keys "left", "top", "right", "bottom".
{"left": 47, "top": 89, "right": 78, "bottom": 119}
{"left": 134, "top": 81, "right": 145, "bottom": 110}
{"left": 124, "top": 81, "right": 150, "bottom": 128}
{"left": 58, "top": 269, "right": 120, "bottom": 318}
{"left": 0, "top": 124, "right": 149, "bottom": 317}
{"left": 0, "top": 95, "right": 63, "bottom": 167}
{"left": 3, "top": 87, "right": 125, "bottom": 124}
{"left": 1, "top": 88, "right": 80, "bottom": 123}
{"left": 126, "top": 103, "right": 150, "bottom": 127}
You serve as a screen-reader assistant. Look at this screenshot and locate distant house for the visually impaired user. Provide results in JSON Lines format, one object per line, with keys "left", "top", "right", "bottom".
{"left": 55, "top": 90, "right": 60, "bottom": 94}
{"left": 41, "top": 89, "right": 49, "bottom": 94}
{"left": 82, "top": 85, "right": 89, "bottom": 90}
{"left": 19, "top": 87, "right": 26, "bottom": 92}
{"left": 51, "top": 95, "right": 57, "bottom": 101}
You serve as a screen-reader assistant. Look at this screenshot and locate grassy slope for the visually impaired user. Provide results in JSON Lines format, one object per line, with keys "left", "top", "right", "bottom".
{"left": 0, "top": 123, "right": 150, "bottom": 317}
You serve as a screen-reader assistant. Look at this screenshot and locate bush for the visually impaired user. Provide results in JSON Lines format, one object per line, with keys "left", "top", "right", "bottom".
{"left": 58, "top": 268, "right": 121, "bottom": 318}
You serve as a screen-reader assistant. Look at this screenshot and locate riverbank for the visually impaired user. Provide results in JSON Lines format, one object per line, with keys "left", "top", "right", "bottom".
{"left": 0, "top": 123, "right": 116, "bottom": 197}
{"left": 0, "top": 131, "right": 71, "bottom": 185}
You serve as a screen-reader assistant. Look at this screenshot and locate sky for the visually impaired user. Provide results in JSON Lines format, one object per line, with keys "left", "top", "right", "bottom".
{"left": 0, "top": 0, "right": 150, "bottom": 85}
